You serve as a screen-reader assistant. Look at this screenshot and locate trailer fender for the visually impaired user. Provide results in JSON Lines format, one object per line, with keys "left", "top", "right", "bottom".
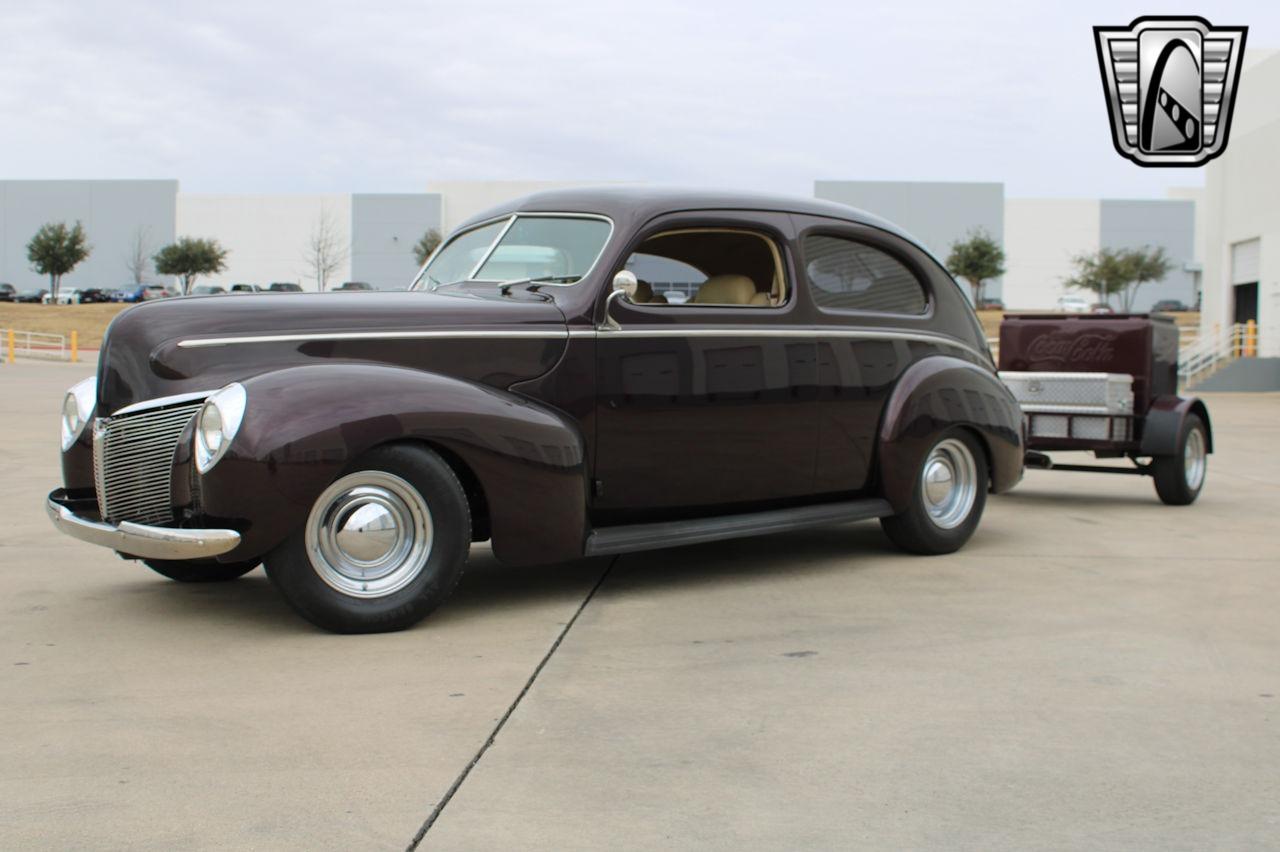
{"left": 1139, "top": 396, "right": 1213, "bottom": 456}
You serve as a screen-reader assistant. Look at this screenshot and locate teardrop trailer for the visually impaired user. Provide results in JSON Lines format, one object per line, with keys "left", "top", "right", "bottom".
{"left": 997, "top": 312, "right": 1211, "bottom": 504}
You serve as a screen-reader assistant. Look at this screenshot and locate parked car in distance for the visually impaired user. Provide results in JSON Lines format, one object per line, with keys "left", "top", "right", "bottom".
{"left": 268, "top": 282, "right": 303, "bottom": 293}
{"left": 78, "top": 287, "right": 113, "bottom": 304}
{"left": 112, "top": 286, "right": 145, "bottom": 303}
{"left": 47, "top": 188, "right": 1024, "bottom": 634}
{"left": 1151, "top": 299, "right": 1189, "bottom": 313}
{"left": 15, "top": 288, "right": 48, "bottom": 303}
{"left": 1056, "top": 295, "right": 1091, "bottom": 313}
{"left": 229, "top": 283, "right": 262, "bottom": 293}
{"left": 1091, "top": 303, "right": 1115, "bottom": 314}
{"left": 976, "top": 298, "right": 1005, "bottom": 310}
{"left": 333, "top": 281, "right": 374, "bottom": 291}
{"left": 42, "top": 289, "right": 81, "bottom": 305}
{"left": 0, "top": 283, "right": 15, "bottom": 302}
{"left": 140, "top": 285, "right": 170, "bottom": 301}
{"left": 661, "top": 290, "right": 689, "bottom": 304}
{"left": 191, "top": 285, "right": 227, "bottom": 296}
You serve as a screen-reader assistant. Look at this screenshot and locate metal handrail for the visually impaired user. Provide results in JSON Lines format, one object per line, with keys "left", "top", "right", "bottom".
{"left": 0, "top": 328, "right": 69, "bottom": 362}
{"left": 1179, "top": 322, "right": 1257, "bottom": 387}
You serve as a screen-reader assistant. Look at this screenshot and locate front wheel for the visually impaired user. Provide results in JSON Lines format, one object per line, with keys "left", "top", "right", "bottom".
{"left": 880, "top": 429, "right": 988, "bottom": 555}
{"left": 143, "top": 559, "right": 259, "bottom": 582}
{"left": 265, "top": 444, "right": 470, "bottom": 633}
{"left": 1152, "top": 414, "right": 1208, "bottom": 506}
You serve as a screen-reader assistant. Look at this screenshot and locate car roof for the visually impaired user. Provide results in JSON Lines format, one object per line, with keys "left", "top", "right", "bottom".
{"left": 459, "top": 186, "right": 932, "bottom": 254}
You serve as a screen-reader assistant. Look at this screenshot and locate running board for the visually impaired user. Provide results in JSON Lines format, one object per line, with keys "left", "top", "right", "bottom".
{"left": 584, "top": 498, "right": 893, "bottom": 557}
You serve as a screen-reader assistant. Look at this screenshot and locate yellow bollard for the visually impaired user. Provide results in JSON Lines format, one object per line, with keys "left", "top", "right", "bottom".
{"left": 1246, "top": 319, "right": 1257, "bottom": 357}
{"left": 71, "top": 330, "right": 79, "bottom": 363}
{"left": 6, "top": 329, "right": 13, "bottom": 364}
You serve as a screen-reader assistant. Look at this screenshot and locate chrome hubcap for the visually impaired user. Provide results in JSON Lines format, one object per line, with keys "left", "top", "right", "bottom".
{"left": 921, "top": 438, "right": 979, "bottom": 530}
{"left": 305, "top": 471, "right": 433, "bottom": 598}
{"left": 1184, "top": 427, "right": 1207, "bottom": 491}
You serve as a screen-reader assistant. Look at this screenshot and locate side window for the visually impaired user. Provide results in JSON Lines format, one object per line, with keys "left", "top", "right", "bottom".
{"left": 803, "top": 235, "right": 927, "bottom": 314}
{"left": 620, "top": 229, "right": 786, "bottom": 307}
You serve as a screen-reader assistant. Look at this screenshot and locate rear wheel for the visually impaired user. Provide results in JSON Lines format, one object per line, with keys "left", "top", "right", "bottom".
{"left": 264, "top": 444, "right": 470, "bottom": 633}
{"left": 143, "top": 559, "right": 259, "bottom": 582}
{"left": 880, "top": 429, "right": 988, "bottom": 555}
{"left": 1152, "top": 414, "right": 1207, "bottom": 505}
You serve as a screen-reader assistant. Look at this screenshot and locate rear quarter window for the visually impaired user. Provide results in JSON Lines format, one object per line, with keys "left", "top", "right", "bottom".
{"left": 804, "top": 235, "right": 927, "bottom": 315}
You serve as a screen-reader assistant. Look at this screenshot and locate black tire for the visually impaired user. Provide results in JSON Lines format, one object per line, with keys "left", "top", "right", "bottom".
{"left": 1152, "top": 414, "right": 1208, "bottom": 506}
{"left": 880, "top": 429, "right": 988, "bottom": 555}
{"left": 143, "top": 559, "right": 259, "bottom": 582}
{"left": 264, "top": 444, "right": 470, "bottom": 633}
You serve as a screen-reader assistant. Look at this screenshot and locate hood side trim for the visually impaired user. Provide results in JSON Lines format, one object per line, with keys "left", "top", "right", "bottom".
{"left": 177, "top": 329, "right": 571, "bottom": 348}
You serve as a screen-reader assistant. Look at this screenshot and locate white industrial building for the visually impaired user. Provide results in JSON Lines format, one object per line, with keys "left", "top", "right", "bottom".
{"left": 1200, "top": 49, "right": 1280, "bottom": 359}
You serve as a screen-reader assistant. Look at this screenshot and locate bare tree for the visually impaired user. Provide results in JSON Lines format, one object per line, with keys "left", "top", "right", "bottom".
{"left": 125, "top": 225, "right": 155, "bottom": 285}
{"left": 303, "top": 206, "right": 348, "bottom": 292}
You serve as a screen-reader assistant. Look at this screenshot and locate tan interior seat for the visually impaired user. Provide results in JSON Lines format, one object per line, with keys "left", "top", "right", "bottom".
{"left": 633, "top": 281, "right": 655, "bottom": 303}
{"left": 693, "top": 274, "right": 758, "bottom": 305}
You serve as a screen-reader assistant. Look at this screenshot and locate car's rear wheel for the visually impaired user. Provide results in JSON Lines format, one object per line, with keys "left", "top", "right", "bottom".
{"left": 264, "top": 444, "right": 469, "bottom": 633}
{"left": 1152, "top": 414, "right": 1207, "bottom": 505}
{"left": 143, "top": 559, "right": 259, "bottom": 582}
{"left": 880, "top": 429, "right": 988, "bottom": 555}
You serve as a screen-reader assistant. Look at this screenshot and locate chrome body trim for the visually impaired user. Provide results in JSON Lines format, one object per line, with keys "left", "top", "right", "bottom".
{"left": 177, "top": 329, "right": 570, "bottom": 348}
{"left": 111, "top": 389, "right": 219, "bottom": 417}
{"left": 175, "top": 326, "right": 987, "bottom": 361}
{"left": 47, "top": 494, "right": 241, "bottom": 559}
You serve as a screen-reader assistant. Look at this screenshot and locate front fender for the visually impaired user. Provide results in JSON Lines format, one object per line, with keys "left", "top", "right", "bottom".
{"left": 198, "top": 364, "right": 588, "bottom": 566}
{"left": 1139, "top": 395, "right": 1213, "bottom": 456}
{"left": 877, "top": 356, "right": 1024, "bottom": 512}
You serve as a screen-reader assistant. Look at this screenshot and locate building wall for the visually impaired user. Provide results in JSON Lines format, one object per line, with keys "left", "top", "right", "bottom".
{"left": 1099, "top": 199, "right": 1196, "bottom": 311}
{"left": 350, "top": 194, "right": 442, "bottom": 290}
{"left": 0, "top": 180, "right": 176, "bottom": 292}
{"left": 1002, "top": 199, "right": 1100, "bottom": 310}
{"left": 427, "top": 180, "right": 631, "bottom": 233}
{"left": 1202, "top": 50, "right": 1280, "bottom": 357}
{"left": 813, "top": 180, "right": 1004, "bottom": 299}
{"left": 175, "top": 194, "right": 352, "bottom": 291}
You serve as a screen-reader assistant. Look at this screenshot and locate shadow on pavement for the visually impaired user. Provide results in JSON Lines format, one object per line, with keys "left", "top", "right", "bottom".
{"left": 99, "top": 519, "right": 903, "bottom": 632}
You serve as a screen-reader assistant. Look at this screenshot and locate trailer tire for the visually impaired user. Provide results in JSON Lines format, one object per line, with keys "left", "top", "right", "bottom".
{"left": 1152, "top": 413, "right": 1207, "bottom": 506}
{"left": 881, "top": 429, "right": 988, "bottom": 555}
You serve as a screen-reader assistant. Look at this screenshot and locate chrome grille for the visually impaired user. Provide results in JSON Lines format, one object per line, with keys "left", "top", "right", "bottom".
{"left": 93, "top": 400, "right": 204, "bottom": 526}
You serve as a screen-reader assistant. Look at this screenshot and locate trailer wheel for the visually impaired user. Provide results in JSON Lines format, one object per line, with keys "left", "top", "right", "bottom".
{"left": 1152, "top": 414, "right": 1207, "bottom": 505}
{"left": 881, "top": 429, "right": 988, "bottom": 555}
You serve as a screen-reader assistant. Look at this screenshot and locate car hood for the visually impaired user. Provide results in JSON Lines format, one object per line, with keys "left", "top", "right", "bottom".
{"left": 97, "top": 290, "right": 569, "bottom": 413}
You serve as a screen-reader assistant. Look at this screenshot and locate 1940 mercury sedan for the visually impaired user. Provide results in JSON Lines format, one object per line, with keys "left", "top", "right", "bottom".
{"left": 48, "top": 189, "right": 1024, "bottom": 633}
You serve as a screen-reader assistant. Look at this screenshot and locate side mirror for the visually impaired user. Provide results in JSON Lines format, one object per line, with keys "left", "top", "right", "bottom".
{"left": 612, "top": 270, "right": 638, "bottom": 300}
{"left": 601, "top": 270, "right": 638, "bottom": 331}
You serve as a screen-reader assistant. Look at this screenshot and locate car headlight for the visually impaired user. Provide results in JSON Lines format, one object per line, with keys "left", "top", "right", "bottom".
{"left": 194, "top": 383, "right": 247, "bottom": 474}
{"left": 60, "top": 377, "right": 97, "bottom": 451}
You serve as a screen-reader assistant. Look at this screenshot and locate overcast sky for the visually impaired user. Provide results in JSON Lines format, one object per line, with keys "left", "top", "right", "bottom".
{"left": 1, "top": 0, "right": 1276, "bottom": 201}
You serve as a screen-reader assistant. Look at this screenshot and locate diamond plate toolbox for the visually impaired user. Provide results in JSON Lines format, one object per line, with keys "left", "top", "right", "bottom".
{"left": 998, "top": 372, "right": 1134, "bottom": 412}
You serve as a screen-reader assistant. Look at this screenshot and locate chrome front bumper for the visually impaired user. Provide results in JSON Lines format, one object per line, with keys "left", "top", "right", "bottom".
{"left": 46, "top": 489, "right": 241, "bottom": 560}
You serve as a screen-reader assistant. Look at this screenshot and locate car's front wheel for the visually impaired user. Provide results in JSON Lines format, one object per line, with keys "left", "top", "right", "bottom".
{"left": 264, "top": 444, "right": 470, "bottom": 633}
{"left": 880, "top": 429, "right": 988, "bottom": 555}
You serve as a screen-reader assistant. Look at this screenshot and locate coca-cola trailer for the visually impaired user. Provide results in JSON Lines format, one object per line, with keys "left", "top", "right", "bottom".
{"left": 998, "top": 313, "right": 1211, "bottom": 504}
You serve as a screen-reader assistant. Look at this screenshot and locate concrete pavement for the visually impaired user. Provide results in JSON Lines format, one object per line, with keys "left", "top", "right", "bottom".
{"left": 2, "top": 360, "right": 1277, "bottom": 849}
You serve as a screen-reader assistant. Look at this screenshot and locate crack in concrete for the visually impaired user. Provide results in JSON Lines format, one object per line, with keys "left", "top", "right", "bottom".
{"left": 406, "top": 554, "right": 619, "bottom": 850}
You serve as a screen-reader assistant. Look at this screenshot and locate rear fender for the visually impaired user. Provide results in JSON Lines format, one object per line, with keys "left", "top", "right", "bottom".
{"left": 197, "top": 364, "right": 587, "bottom": 566}
{"left": 1139, "top": 396, "right": 1213, "bottom": 456}
{"left": 877, "top": 356, "right": 1025, "bottom": 512}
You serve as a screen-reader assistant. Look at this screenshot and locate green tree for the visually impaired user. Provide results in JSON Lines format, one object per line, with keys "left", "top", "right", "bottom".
{"left": 946, "top": 229, "right": 1005, "bottom": 305}
{"left": 1121, "top": 246, "right": 1173, "bottom": 311}
{"left": 413, "top": 227, "right": 443, "bottom": 266}
{"left": 27, "top": 221, "right": 91, "bottom": 303}
{"left": 1065, "top": 246, "right": 1171, "bottom": 311}
{"left": 154, "top": 237, "right": 229, "bottom": 294}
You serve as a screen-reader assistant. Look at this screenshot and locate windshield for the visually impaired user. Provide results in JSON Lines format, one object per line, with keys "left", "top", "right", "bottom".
{"left": 415, "top": 215, "right": 612, "bottom": 291}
